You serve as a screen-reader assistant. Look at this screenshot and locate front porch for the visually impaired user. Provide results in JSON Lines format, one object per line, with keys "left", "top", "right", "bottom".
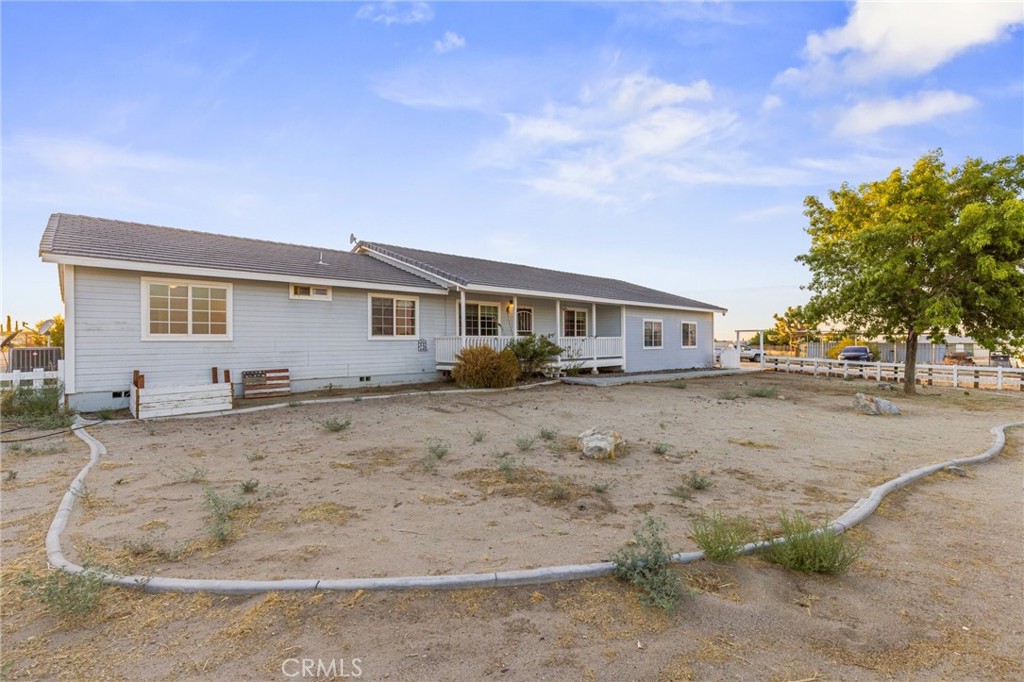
{"left": 435, "top": 335, "right": 624, "bottom": 372}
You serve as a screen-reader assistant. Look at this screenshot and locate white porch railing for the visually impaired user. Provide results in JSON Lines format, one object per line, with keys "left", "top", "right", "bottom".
{"left": 435, "top": 336, "right": 624, "bottom": 366}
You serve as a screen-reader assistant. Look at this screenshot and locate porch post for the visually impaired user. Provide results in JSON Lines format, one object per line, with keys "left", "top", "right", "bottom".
{"left": 620, "top": 305, "right": 627, "bottom": 370}
{"left": 555, "top": 300, "right": 561, "bottom": 340}
{"left": 590, "top": 302, "right": 598, "bottom": 373}
{"left": 459, "top": 289, "right": 467, "bottom": 350}
{"left": 512, "top": 295, "right": 518, "bottom": 337}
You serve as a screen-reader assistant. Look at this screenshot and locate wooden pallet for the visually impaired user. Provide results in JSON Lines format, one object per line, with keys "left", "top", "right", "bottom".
{"left": 241, "top": 368, "right": 291, "bottom": 399}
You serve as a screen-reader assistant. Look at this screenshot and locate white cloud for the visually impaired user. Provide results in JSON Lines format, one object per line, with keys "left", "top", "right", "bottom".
{"left": 471, "top": 71, "right": 809, "bottom": 202}
{"left": 761, "top": 94, "right": 782, "bottom": 111}
{"left": 834, "top": 90, "right": 978, "bottom": 135}
{"left": 433, "top": 31, "right": 465, "bottom": 54}
{"left": 14, "top": 134, "right": 207, "bottom": 175}
{"left": 778, "top": 1, "right": 1023, "bottom": 86}
{"left": 356, "top": 2, "right": 433, "bottom": 26}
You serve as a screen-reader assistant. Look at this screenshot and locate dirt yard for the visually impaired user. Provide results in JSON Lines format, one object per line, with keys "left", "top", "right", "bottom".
{"left": 2, "top": 372, "right": 1022, "bottom": 680}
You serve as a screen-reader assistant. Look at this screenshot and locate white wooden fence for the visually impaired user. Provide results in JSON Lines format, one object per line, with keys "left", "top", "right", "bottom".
{"left": 0, "top": 361, "right": 64, "bottom": 389}
{"left": 765, "top": 356, "right": 1024, "bottom": 391}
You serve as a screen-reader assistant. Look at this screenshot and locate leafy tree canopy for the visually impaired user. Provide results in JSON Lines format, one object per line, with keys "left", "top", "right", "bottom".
{"left": 797, "top": 151, "right": 1024, "bottom": 392}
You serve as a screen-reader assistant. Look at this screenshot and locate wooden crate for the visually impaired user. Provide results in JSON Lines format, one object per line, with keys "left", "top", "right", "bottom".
{"left": 241, "top": 368, "right": 291, "bottom": 399}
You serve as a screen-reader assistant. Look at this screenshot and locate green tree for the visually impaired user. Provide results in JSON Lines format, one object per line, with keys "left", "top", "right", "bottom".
{"left": 769, "top": 305, "right": 818, "bottom": 353}
{"left": 798, "top": 151, "right": 1024, "bottom": 395}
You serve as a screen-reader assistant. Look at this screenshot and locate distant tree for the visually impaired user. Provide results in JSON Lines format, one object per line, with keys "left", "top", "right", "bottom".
{"left": 769, "top": 305, "right": 818, "bottom": 353}
{"left": 798, "top": 151, "right": 1024, "bottom": 394}
{"left": 48, "top": 314, "right": 65, "bottom": 348}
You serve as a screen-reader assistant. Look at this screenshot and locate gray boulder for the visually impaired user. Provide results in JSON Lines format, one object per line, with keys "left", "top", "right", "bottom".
{"left": 578, "top": 428, "right": 624, "bottom": 460}
{"left": 853, "top": 392, "right": 901, "bottom": 416}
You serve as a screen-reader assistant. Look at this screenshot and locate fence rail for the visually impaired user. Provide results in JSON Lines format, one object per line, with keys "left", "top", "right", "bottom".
{"left": 0, "top": 363, "right": 64, "bottom": 389}
{"left": 765, "top": 356, "right": 1024, "bottom": 391}
{"left": 435, "top": 336, "right": 624, "bottom": 366}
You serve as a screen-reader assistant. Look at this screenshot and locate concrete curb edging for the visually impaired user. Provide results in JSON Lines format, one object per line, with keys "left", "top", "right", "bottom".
{"left": 46, "top": 419, "right": 1022, "bottom": 595}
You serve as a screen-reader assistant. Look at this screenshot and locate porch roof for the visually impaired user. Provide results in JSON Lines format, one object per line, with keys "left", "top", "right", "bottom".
{"left": 358, "top": 242, "right": 726, "bottom": 313}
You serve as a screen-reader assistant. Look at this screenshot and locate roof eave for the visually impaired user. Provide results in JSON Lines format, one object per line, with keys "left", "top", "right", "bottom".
{"left": 463, "top": 283, "right": 727, "bottom": 314}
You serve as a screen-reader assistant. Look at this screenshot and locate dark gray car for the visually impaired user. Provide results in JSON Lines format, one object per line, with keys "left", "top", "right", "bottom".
{"left": 838, "top": 345, "right": 874, "bottom": 362}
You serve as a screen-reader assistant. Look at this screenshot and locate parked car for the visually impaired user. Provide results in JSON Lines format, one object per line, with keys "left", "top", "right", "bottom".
{"left": 989, "top": 353, "right": 1011, "bottom": 368}
{"left": 738, "top": 345, "right": 762, "bottom": 362}
{"left": 837, "top": 345, "right": 874, "bottom": 362}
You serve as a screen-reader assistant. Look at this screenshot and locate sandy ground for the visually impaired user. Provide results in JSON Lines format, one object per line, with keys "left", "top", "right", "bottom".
{"left": 1, "top": 372, "right": 1022, "bottom": 681}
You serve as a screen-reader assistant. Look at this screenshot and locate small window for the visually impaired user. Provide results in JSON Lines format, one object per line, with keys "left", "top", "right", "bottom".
{"left": 563, "top": 309, "right": 588, "bottom": 338}
{"left": 290, "top": 284, "right": 332, "bottom": 301}
{"left": 516, "top": 308, "right": 534, "bottom": 336}
{"left": 681, "top": 322, "right": 697, "bottom": 348}
{"left": 643, "top": 319, "right": 663, "bottom": 349}
{"left": 369, "top": 294, "right": 418, "bottom": 338}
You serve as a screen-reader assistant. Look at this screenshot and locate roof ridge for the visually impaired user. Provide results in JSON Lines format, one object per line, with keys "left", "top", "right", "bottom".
{"left": 360, "top": 242, "right": 467, "bottom": 286}
{"left": 370, "top": 241, "right": 673, "bottom": 292}
{"left": 51, "top": 213, "right": 355, "bottom": 255}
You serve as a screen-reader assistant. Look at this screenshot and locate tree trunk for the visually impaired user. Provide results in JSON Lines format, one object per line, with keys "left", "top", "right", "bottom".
{"left": 904, "top": 329, "right": 918, "bottom": 395}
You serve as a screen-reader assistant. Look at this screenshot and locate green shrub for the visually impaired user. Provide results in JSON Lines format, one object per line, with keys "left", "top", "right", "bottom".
{"left": 451, "top": 346, "right": 520, "bottom": 389}
{"left": 0, "top": 382, "right": 74, "bottom": 429}
{"left": 684, "top": 470, "right": 712, "bottom": 490}
{"left": 506, "top": 334, "right": 563, "bottom": 377}
{"left": 239, "top": 479, "right": 260, "bottom": 494}
{"left": 760, "top": 512, "right": 860, "bottom": 575}
{"left": 611, "top": 514, "right": 682, "bottom": 611}
{"left": 18, "top": 567, "right": 105, "bottom": 619}
{"left": 652, "top": 442, "right": 670, "bottom": 455}
{"left": 203, "top": 486, "right": 248, "bottom": 544}
{"left": 690, "top": 511, "right": 757, "bottom": 562}
{"left": 515, "top": 435, "right": 536, "bottom": 451}
{"left": 469, "top": 428, "right": 487, "bottom": 443}
{"left": 319, "top": 417, "right": 351, "bottom": 432}
{"left": 746, "top": 386, "right": 778, "bottom": 398}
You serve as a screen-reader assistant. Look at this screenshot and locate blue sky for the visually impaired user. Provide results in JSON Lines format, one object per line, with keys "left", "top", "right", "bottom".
{"left": 3, "top": 1, "right": 1022, "bottom": 339}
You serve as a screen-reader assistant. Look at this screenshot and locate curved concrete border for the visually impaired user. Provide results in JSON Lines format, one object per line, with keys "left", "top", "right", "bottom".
{"left": 46, "top": 415, "right": 1022, "bottom": 595}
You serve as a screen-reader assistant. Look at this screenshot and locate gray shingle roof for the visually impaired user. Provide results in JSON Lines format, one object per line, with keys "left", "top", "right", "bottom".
{"left": 361, "top": 242, "right": 726, "bottom": 312}
{"left": 39, "top": 214, "right": 445, "bottom": 291}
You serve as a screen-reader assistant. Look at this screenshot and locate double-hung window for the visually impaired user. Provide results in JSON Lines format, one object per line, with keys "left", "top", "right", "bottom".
{"left": 370, "top": 295, "right": 417, "bottom": 337}
{"left": 681, "top": 322, "right": 697, "bottom": 348}
{"left": 643, "top": 319, "right": 663, "bottom": 349}
{"left": 144, "top": 279, "right": 231, "bottom": 340}
{"left": 563, "top": 309, "right": 588, "bottom": 337}
{"left": 463, "top": 303, "right": 499, "bottom": 336}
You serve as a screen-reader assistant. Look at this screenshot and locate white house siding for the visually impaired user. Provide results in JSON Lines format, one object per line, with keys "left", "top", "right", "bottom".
{"left": 69, "top": 267, "right": 447, "bottom": 411}
{"left": 623, "top": 306, "right": 714, "bottom": 373}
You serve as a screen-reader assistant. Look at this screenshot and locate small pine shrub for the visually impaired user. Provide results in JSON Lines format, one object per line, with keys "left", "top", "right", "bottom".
{"left": 505, "top": 334, "right": 563, "bottom": 377}
{"left": 451, "top": 346, "right": 520, "bottom": 389}
{"left": 760, "top": 512, "right": 861, "bottom": 575}
{"left": 690, "top": 511, "right": 757, "bottom": 562}
{"left": 611, "top": 514, "right": 682, "bottom": 611}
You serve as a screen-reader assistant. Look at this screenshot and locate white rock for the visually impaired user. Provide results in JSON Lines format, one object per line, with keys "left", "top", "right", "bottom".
{"left": 853, "top": 392, "right": 901, "bottom": 416}
{"left": 578, "top": 428, "right": 624, "bottom": 460}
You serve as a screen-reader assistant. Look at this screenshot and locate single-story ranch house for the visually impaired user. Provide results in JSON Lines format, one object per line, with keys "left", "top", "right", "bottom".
{"left": 39, "top": 214, "right": 727, "bottom": 411}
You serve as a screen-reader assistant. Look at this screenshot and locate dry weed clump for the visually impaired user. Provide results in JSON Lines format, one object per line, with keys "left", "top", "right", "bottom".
{"left": 451, "top": 346, "right": 519, "bottom": 389}
{"left": 455, "top": 466, "right": 592, "bottom": 508}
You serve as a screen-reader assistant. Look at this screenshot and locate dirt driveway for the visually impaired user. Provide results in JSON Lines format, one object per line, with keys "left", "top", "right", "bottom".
{"left": 2, "top": 372, "right": 1022, "bottom": 680}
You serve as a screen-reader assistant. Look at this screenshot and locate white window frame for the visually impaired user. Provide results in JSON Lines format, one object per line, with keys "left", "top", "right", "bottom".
{"left": 680, "top": 321, "right": 698, "bottom": 348}
{"left": 367, "top": 293, "right": 419, "bottom": 339}
{"left": 141, "top": 277, "right": 233, "bottom": 341}
{"left": 458, "top": 301, "right": 501, "bottom": 337}
{"left": 516, "top": 307, "right": 534, "bottom": 336}
{"left": 289, "top": 283, "right": 332, "bottom": 301}
{"left": 643, "top": 319, "right": 663, "bottom": 349}
{"left": 562, "top": 308, "right": 588, "bottom": 338}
